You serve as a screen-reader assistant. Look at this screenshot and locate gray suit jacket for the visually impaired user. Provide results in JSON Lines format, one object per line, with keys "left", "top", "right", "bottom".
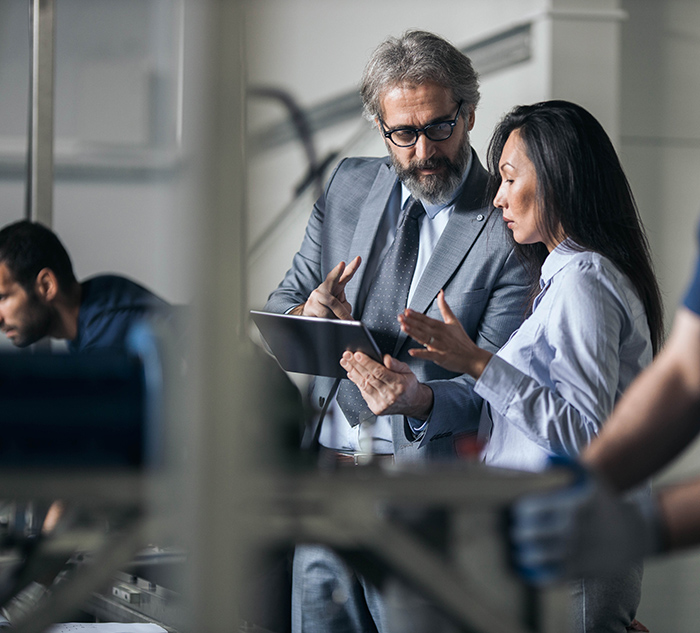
{"left": 265, "top": 151, "right": 530, "bottom": 462}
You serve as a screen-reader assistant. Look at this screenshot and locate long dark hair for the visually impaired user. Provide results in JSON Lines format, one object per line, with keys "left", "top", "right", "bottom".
{"left": 486, "top": 100, "right": 664, "bottom": 354}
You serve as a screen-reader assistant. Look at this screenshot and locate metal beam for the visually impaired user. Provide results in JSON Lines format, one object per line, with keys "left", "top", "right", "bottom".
{"left": 27, "top": 0, "right": 56, "bottom": 226}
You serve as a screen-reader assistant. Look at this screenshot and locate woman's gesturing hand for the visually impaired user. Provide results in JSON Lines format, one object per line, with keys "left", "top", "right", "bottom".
{"left": 398, "top": 290, "right": 493, "bottom": 379}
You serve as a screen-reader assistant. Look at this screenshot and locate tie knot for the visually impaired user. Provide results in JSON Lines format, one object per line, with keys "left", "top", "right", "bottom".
{"left": 404, "top": 197, "right": 425, "bottom": 221}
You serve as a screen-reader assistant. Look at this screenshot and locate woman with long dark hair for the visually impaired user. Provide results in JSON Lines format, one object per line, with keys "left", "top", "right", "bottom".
{"left": 399, "top": 100, "right": 663, "bottom": 632}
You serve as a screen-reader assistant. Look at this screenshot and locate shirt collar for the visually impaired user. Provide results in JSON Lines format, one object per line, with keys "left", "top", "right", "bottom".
{"left": 400, "top": 149, "right": 473, "bottom": 219}
{"left": 540, "top": 238, "right": 580, "bottom": 286}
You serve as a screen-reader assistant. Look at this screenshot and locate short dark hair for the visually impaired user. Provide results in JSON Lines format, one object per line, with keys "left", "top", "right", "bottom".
{"left": 0, "top": 220, "right": 77, "bottom": 293}
{"left": 486, "top": 100, "right": 664, "bottom": 354}
{"left": 360, "top": 30, "right": 480, "bottom": 121}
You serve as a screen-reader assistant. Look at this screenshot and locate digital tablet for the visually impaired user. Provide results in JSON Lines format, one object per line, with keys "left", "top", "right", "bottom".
{"left": 250, "top": 310, "right": 382, "bottom": 378}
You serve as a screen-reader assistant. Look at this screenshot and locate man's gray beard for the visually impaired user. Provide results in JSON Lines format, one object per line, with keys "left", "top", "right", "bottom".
{"left": 389, "top": 131, "right": 471, "bottom": 205}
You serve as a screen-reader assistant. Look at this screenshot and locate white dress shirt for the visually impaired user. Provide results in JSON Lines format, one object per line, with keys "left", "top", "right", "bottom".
{"left": 476, "top": 240, "right": 653, "bottom": 472}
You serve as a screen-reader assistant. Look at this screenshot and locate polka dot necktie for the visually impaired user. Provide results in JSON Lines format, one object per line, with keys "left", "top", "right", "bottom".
{"left": 336, "top": 196, "right": 425, "bottom": 427}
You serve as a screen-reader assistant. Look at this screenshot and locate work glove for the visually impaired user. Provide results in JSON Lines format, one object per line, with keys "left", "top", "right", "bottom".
{"left": 509, "top": 456, "right": 664, "bottom": 585}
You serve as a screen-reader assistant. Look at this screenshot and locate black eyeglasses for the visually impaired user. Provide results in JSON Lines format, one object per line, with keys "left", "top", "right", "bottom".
{"left": 379, "top": 101, "right": 464, "bottom": 148}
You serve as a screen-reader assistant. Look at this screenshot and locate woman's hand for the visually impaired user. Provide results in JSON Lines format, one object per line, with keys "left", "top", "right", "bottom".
{"left": 398, "top": 290, "right": 493, "bottom": 379}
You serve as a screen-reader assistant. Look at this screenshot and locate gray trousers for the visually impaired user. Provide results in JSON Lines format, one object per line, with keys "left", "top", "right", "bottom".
{"left": 292, "top": 544, "right": 387, "bottom": 633}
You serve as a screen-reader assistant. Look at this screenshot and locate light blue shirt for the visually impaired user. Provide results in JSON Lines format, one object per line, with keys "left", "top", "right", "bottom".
{"left": 320, "top": 154, "right": 473, "bottom": 453}
{"left": 475, "top": 240, "right": 653, "bottom": 472}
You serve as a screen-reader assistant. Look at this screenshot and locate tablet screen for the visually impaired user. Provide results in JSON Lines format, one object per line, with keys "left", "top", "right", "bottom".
{"left": 250, "top": 310, "right": 382, "bottom": 378}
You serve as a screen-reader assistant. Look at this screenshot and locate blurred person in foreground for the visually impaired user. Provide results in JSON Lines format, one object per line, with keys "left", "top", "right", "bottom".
{"left": 399, "top": 100, "right": 663, "bottom": 632}
{"left": 508, "top": 225, "right": 700, "bottom": 596}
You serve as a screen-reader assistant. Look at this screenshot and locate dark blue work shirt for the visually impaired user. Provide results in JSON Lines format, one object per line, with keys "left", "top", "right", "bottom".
{"left": 67, "top": 275, "right": 169, "bottom": 354}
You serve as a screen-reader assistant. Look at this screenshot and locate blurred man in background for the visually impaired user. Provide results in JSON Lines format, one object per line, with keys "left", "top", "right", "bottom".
{"left": 0, "top": 220, "right": 169, "bottom": 353}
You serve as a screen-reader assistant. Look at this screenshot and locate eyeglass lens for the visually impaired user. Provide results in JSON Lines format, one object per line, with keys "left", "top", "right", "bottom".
{"left": 390, "top": 122, "right": 454, "bottom": 146}
{"left": 385, "top": 102, "right": 462, "bottom": 147}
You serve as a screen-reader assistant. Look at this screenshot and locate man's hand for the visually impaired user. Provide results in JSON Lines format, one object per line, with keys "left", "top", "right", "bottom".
{"left": 290, "top": 256, "right": 361, "bottom": 320}
{"left": 339, "top": 351, "right": 434, "bottom": 420}
{"left": 510, "top": 458, "right": 662, "bottom": 585}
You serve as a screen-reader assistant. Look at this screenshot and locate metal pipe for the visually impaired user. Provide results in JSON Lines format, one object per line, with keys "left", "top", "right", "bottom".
{"left": 27, "top": 0, "right": 55, "bottom": 226}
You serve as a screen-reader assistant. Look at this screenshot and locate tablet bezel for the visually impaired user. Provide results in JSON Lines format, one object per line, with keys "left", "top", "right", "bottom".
{"left": 250, "top": 310, "right": 382, "bottom": 378}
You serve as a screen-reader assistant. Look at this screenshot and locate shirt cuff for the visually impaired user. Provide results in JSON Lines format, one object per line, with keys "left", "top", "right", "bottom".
{"left": 474, "top": 354, "right": 528, "bottom": 417}
{"left": 405, "top": 392, "right": 436, "bottom": 441}
{"left": 405, "top": 416, "right": 428, "bottom": 441}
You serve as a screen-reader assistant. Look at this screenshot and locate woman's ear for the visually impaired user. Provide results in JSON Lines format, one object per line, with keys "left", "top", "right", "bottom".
{"left": 34, "top": 267, "right": 59, "bottom": 302}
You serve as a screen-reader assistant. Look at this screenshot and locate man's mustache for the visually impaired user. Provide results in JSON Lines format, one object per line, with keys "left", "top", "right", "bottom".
{"left": 407, "top": 156, "right": 458, "bottom": 174}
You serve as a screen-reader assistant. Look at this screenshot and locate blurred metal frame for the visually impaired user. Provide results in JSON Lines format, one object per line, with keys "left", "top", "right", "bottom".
{"left": 26, "top": 0, "right": 55, "bottom": 226}
{"left": 241, "top": 465, "right": 571, "bottom": 633}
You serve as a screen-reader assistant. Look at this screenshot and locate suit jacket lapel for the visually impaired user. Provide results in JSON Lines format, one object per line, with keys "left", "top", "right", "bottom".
{"left": 394, "top": 151, "right": 491, "bottom": 354}
{"left": 345, "top": 162, "right": 397, "bottom": 318}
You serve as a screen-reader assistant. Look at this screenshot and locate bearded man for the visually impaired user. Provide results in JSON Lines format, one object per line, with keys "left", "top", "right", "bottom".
{"left": 264, "top": 30, "right": 529, "bottom": 633}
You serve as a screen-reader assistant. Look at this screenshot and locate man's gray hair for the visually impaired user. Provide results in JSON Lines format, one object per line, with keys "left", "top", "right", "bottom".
{"left": 359, "top": 30, "right": 480, "bottom": 121}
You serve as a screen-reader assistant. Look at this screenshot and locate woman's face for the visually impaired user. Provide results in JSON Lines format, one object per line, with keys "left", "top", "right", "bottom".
{"left": 493, "top": 130, "right": 560, "bottom": 252}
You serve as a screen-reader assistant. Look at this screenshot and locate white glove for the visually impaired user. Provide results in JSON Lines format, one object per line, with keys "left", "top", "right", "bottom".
{"left": 510, "top": 457, "right": 664, "bottom": 585}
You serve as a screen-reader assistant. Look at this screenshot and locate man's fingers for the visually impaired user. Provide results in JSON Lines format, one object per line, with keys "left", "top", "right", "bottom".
{"left": 338, "top": 255, "right": 362, "bottom": 286}
{"left": 340, "top": 351, "right": 370, "bottom": 379}
{"left": 304, "top": 289, "right": 351, "bottom": 319}
{"left": 325, "top": 260, "right": 347, "bottom": 286}
{"left": 325, "top": 296, "right": 353, "bottom": 320}
{"left": 383, "top": 354, "right": 411, "bottom": 374}
{"left": 342, "top": 351, "right": 374, "bottom": 375}
{"left": 327, "top": 256, "right": 361, "bottom": 289}
{"left": 341, "top": 352, "right": 392, "bottom": 391}
{"left": 310, "top": 258, "right": 360, "bottom": 320}
{"left": 305, "top": 259, "right": 360, "bottom": 320}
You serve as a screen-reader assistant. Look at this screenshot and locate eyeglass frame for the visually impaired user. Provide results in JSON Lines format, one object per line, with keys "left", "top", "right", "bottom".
{"left": 378, "top": 101, "right": 464, "bottom": 148}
